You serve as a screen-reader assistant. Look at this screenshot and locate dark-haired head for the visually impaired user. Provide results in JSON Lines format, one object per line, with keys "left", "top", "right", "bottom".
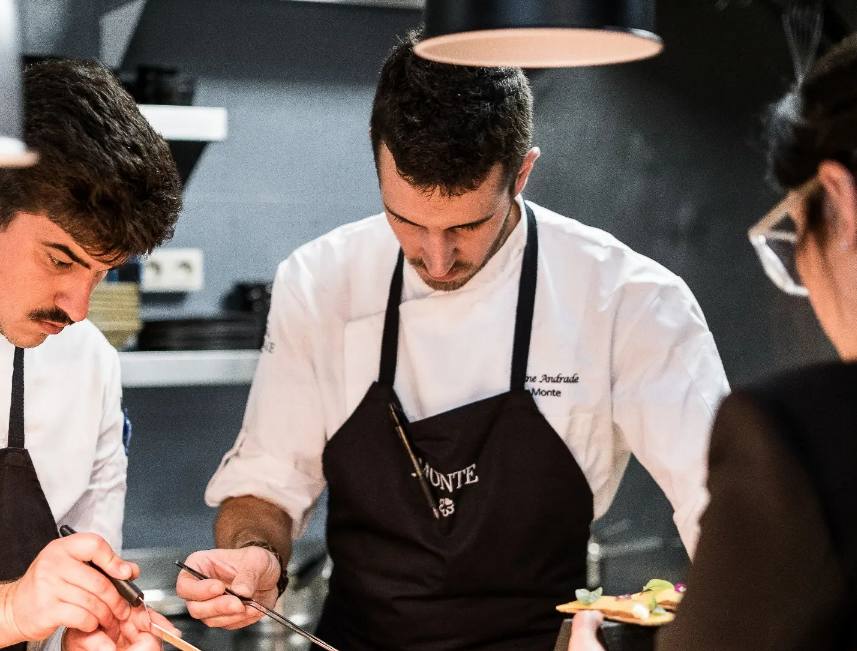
{"left": 370, "top": 30, "right": 533, "bottom": 196}
{"left": 766, "top": 34, "right": 857, "bottom": 236}
{"left": 760, "top": 35, "right": 857, "bottom": 360}
{"left": 0, "top": 59, "right": 181, "bottom": 260}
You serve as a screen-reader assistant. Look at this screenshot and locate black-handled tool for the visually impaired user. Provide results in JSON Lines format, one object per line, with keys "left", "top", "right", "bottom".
{"left": 388, "top": 402, "right": 440, "bottom": 519}
{"left": 59, "top": 526, "right": 205, "bottom": 651}
{"left": 58, "top": 525, "right": 145, "bottom": 607}
{"left": 175, "top": 561, "right": 340, "bottom": 651}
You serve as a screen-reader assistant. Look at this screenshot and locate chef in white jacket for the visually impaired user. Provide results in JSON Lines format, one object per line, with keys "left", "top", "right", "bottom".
{"left": 0, "top": 60, "right": 181, "bottom": 651}
{"left": 182, "top": 31, "right": 729, "bottom": 650}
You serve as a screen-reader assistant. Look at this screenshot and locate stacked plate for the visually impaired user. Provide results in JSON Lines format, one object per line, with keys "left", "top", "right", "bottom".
{"left": 87, "top": 282, "right": 142, "bottom": 349}
{"left": 136, "top": 314, "right": 262, "bottom": 351}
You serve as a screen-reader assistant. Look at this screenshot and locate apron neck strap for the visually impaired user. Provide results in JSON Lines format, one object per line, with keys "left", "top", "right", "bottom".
{"left": 510, "top": 202, "right": 538, "bottom": 390}
{"left": 379, "top": 251, "right": 405, "bottom": 386}
{"left": 378, "top": 201, "right": 539, "bottom": 391}
{"left": 8, "top": 347, "right": 24, "bottom": 448}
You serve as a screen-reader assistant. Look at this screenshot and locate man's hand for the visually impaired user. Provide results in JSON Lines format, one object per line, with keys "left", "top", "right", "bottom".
{"left": 1, "top": 533, "right": 138, "bottom": 644}
{"left": 176, "top": 547, "right": 280, "bottom": 630}
{"left": 568, "top": 611, "right": 607, "bottom": 651}
{"left": 64, "top": 606, "right": 180, "bottom": 650}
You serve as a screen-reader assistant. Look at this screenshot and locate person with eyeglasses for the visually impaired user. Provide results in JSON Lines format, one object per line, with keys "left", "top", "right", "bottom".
{"left": 568, "top": 33, "right": 857, "bottom": 651}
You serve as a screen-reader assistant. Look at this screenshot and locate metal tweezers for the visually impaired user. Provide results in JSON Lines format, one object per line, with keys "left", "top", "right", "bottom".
{"left": 175, "top": 561, "right": 339, "bottom": 651}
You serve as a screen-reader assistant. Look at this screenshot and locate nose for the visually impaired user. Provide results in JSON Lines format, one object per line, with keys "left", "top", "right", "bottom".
{"left": 55, "top": 277, "right": 96, "bottom": 323}
{"left": 421, "top": 231, "right": 457, "bottom": 278}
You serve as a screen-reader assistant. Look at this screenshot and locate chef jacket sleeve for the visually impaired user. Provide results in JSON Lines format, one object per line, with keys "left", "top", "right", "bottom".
{"left": 59, "top": 347, "right": 126, "bottom": 551}
{"left": 29, "top": 349, "right": 125, "bottom": 651}
{"left": 611, "top": 279, "right": 729, "bottom": 557}
{"left": 205, "top": 259, "right": 327, "bottom": 539}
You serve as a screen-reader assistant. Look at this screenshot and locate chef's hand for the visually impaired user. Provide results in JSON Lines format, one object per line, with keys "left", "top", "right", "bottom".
{"left": 177, "top": 548, "right": 280, "bottom": 630}
{"left": 568, "top": 611, "right": 607, "bottom": 651}
{"left": 63, "top": 607, "right": 179, "bottom": 651}
{"left": 0, "top": 533, "right": 138, "bottom": 643}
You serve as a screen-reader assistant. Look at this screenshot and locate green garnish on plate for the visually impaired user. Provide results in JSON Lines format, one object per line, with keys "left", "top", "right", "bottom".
{"left": 642, "top": 579, "right": 675, "bottom": 593}
{"left": 575, "top": 587, "right": 603, "bottom": 605}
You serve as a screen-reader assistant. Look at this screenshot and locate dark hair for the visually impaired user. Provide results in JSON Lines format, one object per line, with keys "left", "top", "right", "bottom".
{"left": 370, "top": 30, "right": 533, "bottom": 196}
{"left": 0, "top": 59, "right": 181, "bottom": 260}
{"left": 766, "top": 34, "right": 857, "bottom": 237}
{"left": 767, "top": 34, "right": 857, "bottom": 189}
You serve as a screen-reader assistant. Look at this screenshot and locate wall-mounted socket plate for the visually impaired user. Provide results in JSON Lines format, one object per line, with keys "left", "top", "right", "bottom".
{"left": 141, "top": 248, "right": 204, "bottom": 293}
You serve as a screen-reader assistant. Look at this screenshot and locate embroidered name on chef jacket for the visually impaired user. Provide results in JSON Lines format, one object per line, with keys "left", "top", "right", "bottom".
{"left": 525, "top": 372, "right": 580, "bottom": 398}
{"left": 412, "top": 459, "right": 480, "bottom": 518}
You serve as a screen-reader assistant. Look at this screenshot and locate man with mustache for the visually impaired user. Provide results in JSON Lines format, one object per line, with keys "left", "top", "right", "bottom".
{"left": 179, "top": 31, "right": 729, "bottom": 649}
{"left": 0, "top": 60, "right": 181, "bottom": 650}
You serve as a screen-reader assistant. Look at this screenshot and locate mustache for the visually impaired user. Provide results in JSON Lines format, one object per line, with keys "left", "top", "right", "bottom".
{"left": 28, "top": 307, "right": 74, "bottom": 326}
{"left": 407, "top": 258, "right": 475, "bottom": 276}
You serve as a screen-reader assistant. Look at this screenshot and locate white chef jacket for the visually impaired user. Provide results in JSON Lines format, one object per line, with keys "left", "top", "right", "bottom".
{"left": 0, "top": 320, "right": 126, "bottom": 651}
{"left": 206, "top": 197, "right": 729, "bottom": 557}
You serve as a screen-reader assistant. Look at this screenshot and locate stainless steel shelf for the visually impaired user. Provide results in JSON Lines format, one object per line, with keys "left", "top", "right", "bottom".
{"left": 119, "top": 350, "right": 259, "bottom": 388}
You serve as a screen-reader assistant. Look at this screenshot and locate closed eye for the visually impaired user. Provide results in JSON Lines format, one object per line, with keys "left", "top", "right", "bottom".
{"left": 452, "top": 221, "right": 483, "bottom": 232}
{"left": 390, "top": 213, "right": 414, "bottom": 227}
{"left": 48, "top": 254, "right": 73, "bottom": 270}
{"left": 387, "top": 209, "right": 492, "bottom": 232}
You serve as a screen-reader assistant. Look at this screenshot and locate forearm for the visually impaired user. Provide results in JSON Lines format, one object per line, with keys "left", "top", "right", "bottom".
{"left": 0, "top": 582, "right": 26, "bottom": 647}
{"left": 214, "top": 496, "right": 293, "bottom": 565}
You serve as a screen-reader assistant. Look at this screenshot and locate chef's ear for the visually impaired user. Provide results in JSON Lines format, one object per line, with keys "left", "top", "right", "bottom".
{"left": 513, "top": 147, "right": 541, "bottom": 197}
{"left": 818, "top": 160, "right": 857, "bottom": 250}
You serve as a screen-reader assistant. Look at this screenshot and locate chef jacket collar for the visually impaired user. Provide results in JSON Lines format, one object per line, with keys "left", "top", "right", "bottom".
{"left": 402, "top": 194, "right": 528, "bottom": 301}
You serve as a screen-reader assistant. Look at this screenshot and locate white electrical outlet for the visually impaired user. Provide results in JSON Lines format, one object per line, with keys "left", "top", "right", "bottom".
{"left": 141, "top": 248, "right": 204, "bottom": 293}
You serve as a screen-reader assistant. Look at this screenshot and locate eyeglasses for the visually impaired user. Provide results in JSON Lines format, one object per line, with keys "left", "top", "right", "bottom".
{"left": 747, "top": 177, "right": 819, "bottom": 297}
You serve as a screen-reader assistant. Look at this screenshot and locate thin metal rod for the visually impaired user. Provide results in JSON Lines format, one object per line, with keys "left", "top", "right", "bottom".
{"left": 387, "top": 402, "right": 441, "bottom": 519}
{"left": 243, "top": 601, "right": 339, "bottom": 651}
{"left": 175, "top": 562, "right": 340, "bottom": 651}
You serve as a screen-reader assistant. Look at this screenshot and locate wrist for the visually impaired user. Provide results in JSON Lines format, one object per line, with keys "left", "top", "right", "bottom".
{"left": 0, "top": 581, "right": 26, "bottom": 646}
{"left": 237, "top": 540, "right": 289, "bottom": 597}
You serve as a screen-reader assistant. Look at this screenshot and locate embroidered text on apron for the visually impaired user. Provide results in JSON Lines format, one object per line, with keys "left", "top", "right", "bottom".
{"left": 318, "top": 203, "right": 594, "bottom": 650}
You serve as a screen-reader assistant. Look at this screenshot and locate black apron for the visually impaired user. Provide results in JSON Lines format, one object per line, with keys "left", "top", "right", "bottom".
{"left": 0, "top": 347, "right": 60, "bottom": 651}
{"left": 318, "top": 203, "right": 594, "bottom": 650}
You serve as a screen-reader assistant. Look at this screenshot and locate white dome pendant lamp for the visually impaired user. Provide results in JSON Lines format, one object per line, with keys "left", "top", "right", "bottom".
{"left": 415, "top": 0, "right": 664, "bottom": 68}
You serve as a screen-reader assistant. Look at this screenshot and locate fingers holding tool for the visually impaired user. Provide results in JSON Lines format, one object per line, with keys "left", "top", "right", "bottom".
{"left": 176, "top": 549, "right": 276, "bottom": 629}
{"left": 6, "top": 528, "right": 138, "bottom": 641}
